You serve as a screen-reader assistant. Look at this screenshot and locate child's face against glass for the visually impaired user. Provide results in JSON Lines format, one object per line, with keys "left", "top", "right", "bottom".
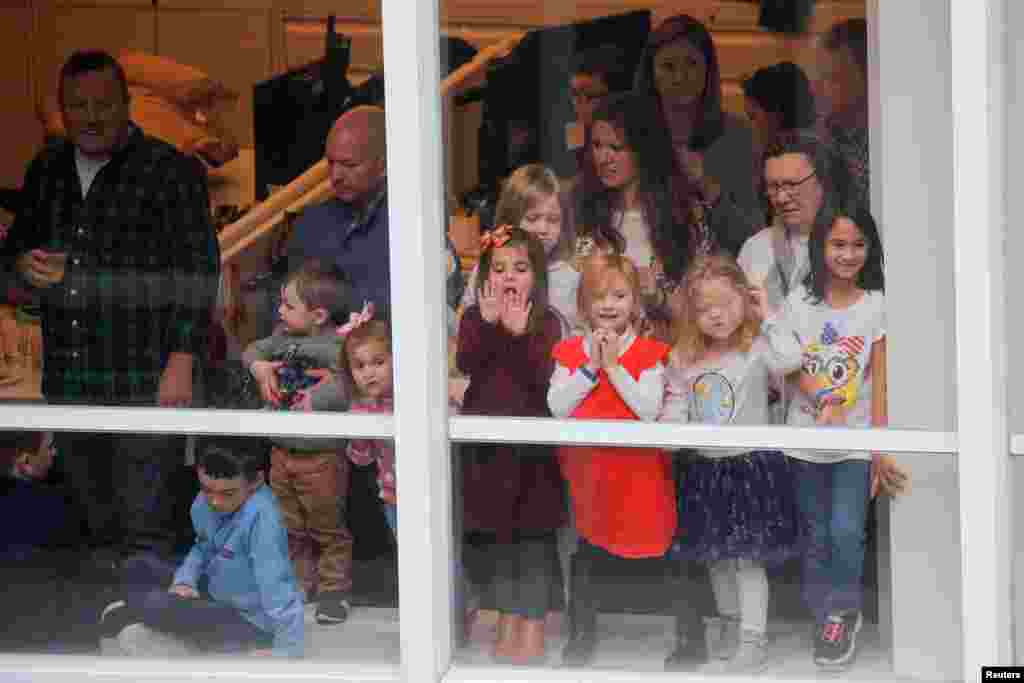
{"left": 519, "top": 194, "right": 562, "bottom": 256}
{"left": 588, "top": 273, "right": 635, "bottom": 334}
{"left": 591, "top": 121, "right": 638, "bottom": 192}
{"left": 694, "top": 277, "right": 747, "bottom": 345}
{"left": 278, "top": 282, "right": 322, "bottom": 335}
{"left": 348, "top": 340, "right": 394, "bottom": 401}
{"left": 487, "top": 244, "right": 535, "bottom": 301}
{"left": 824, "top": 216, "right": 868, "bottom": 285}
{"left": 198, "top": 467, "right": 260, "bottom": 514}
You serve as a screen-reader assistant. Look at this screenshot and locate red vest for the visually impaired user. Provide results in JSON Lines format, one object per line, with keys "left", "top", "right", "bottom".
{"left": 553, "top": 335, "right": 676, "bottom": 558}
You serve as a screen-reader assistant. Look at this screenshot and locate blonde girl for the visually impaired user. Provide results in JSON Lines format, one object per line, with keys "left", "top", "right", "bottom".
{"left": 662, "top": 253, "right": 805, "bottom": 674}
{"left": 460, "top": 164, "right": 580, "bottom": 335}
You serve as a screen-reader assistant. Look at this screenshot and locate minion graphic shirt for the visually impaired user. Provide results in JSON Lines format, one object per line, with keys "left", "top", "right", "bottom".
{"left": 784, "top": 284, "right": 887, "bottom": 463}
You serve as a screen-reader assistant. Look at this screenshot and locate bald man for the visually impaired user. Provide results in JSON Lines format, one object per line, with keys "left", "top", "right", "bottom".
{"left": 288, "top": 106, "right": 391, "bottom": 316}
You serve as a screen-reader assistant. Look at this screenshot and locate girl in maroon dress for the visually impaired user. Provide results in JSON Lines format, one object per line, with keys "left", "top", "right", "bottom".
{"left": 456, "top": 226, "right": 566, "bottom": 665}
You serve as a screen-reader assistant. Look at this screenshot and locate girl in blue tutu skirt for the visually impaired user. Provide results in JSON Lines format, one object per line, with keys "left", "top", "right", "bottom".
{"left": 661, "top": 254, "right": 805, "bottom": 674}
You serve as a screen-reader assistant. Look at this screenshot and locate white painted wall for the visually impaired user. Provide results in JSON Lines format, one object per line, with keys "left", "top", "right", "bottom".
{"left": 874, "top": 0, "right": 963, "bottom": 679}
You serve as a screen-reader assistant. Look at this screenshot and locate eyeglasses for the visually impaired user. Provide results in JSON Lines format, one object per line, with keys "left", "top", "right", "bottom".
{"left": 765, "top": 171, "right": 817, "bottom": 197}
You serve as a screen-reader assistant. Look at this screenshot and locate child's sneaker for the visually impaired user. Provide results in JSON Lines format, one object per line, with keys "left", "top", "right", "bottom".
{"left": 315, "top": 593, "right": 351, "bottom": 625}
{"left": 814, "top": 609, "right": 863, "bottom": 669}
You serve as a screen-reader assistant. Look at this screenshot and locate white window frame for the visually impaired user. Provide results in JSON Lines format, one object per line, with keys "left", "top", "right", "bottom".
{"left": 0, "top": 0, "right": 1011, "bottom": 681}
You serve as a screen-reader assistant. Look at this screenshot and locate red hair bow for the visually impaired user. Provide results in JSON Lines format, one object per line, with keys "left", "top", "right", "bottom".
{"left": 479, "top": 224, "right": 514, "bottom": 252}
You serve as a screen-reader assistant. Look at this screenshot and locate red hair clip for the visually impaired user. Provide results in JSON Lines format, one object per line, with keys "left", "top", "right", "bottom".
{"left": 479, "top": 224, "right": 514, "bottom": 252}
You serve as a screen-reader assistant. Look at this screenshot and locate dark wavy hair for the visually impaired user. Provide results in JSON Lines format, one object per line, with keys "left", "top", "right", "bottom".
{"left": 475, "top": 227, "right": 549, "bottom": 334}
{"left": 803, "top": 203, "right": 885, "bottom": 303}
{"left": 633, "top": 14, "right": 725, "bottom": 150}
{"left": 196, "top": 436, "right": 268, "bottom": 483}
{"left": 577, "top": 91, "right": 701, "bottom": 283}
{"left": 742, "top": 61, "right": 817, "bottom": 131}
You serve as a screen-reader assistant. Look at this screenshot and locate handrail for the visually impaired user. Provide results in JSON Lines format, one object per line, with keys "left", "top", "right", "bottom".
{"left": 217, "top": 32, "right": 524, "bottom": 267}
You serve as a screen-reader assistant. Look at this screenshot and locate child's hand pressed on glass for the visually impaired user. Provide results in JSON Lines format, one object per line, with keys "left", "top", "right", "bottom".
{"left": 479, "top": 281, "right": 502, "bottom": 324}
{"left": 871, "top": 453, "right": 910, "bottom": 498}
{"left": 501, "top": 290, "right": 532, "bottom": 336}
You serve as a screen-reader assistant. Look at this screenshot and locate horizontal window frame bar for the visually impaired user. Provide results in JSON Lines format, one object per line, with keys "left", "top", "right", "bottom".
{"left": 1010, "top": 434, "right": 1024, "bottom": 455}
{"left": 0, "top": 405, "right": 394, "bottom": 439}
{"left": 449, "top": 416, "right": 957, "bottom": 455}
{"left": 0, "top": 654, "right": 399, "bottom": 681}
{"left": 0, "top": 405, "right": 959, "bottom": 455}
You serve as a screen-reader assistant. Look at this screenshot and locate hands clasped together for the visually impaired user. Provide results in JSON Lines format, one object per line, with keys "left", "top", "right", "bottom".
{"left": 479, "top": 281, "right": 532, "bottom": 336}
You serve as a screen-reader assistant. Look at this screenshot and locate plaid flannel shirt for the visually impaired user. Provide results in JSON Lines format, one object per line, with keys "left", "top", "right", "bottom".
{"left": 3, "top": 125, "right": 220, "bottom": 405}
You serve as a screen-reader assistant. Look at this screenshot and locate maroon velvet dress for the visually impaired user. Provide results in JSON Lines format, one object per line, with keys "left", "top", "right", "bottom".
{"left": 456, "top": 305, "right": 566, "bottom": 536}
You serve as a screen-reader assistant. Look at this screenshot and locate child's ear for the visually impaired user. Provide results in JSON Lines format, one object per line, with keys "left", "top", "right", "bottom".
{"left": 312, "top": 307, "right": 330, "bottom": 326}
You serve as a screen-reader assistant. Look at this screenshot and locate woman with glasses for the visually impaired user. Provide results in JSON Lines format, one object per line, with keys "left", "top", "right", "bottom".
{"left": 737, "top": 130, "right": 855, "bottom": 312}
{"left": 634, "top": 14, "right": 764, "bottom": 239}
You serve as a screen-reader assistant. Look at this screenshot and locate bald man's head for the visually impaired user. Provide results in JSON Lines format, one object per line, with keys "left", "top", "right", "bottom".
{"left": 325, "top": 106, "right": 387, "bottom": 205}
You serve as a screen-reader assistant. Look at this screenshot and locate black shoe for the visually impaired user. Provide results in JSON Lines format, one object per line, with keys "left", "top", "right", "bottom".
{"left": 315, "top": 594, "right": 351, "bottom": 625}
{"left": 664, "top": 618, "right": 708, "bottom": 671}
{"left": 814, "top": 609, "right": 863, "bottom": 669}
{"left": 562, "top": 552, "right": 597, "bottom": 668}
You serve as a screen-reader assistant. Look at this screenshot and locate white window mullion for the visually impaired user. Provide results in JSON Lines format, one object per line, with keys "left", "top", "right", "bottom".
{"left": 380, "top": 0, "right": 454, "bottom": 681}
{"left": 951, "top": 0, "right": 1013, "bottom": 672}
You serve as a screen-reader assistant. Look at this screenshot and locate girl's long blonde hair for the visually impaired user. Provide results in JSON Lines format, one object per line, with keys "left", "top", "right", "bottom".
{"left": 494, "top": 164, "right": 573, "bottom": 264}
{"left": 671, "top": 254, "right": 761, "bottom": 364}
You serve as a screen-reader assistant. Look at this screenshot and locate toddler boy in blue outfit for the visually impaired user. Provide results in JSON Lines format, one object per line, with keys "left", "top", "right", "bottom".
{"left": 101, "top": 437, "right": 305, "bottom": 657}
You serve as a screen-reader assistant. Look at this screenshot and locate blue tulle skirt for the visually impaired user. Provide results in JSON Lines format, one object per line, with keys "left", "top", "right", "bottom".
{"left": 671, "top": 450, "right": 806, "bottom": 565}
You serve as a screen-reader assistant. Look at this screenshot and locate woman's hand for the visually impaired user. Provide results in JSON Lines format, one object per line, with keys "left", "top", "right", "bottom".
{"left": 478, "top": 280, "right": 501, "bottom": 324}
{"left": 871, "top": 453, "right": 910, "bottom": 498}
{"left": 250, "top": 360, "right": 283, "bottom": 405}
{"left": 501, "top": 291, "right": 532, "bottom": 336}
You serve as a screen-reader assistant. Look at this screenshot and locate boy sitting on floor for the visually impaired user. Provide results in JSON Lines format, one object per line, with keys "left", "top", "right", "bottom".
{"left": 100, "top": 436, "right": 304, "bottom": 657}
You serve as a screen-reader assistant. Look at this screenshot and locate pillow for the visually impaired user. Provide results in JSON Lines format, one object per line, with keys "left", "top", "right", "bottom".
{"left": 117, "top": 51, "right": 238, "bottom": 115}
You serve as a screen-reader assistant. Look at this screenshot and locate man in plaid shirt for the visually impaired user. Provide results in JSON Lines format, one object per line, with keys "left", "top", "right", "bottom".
{"left": 3, "top": 50, "right": 220, "bottom": 557}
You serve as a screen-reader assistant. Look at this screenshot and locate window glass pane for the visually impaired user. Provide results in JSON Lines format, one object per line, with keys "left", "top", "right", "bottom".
{"left": 0, "top": 429, "right": 400, "bottom": 666}
{"left": 450, "top": 440, "right": 956, "bottom": 679}
{"left": 442, "top": 0, "right": 962, "bottom": 679}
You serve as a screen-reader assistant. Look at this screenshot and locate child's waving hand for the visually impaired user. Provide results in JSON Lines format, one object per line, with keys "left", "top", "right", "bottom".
{"left": 502, "top": 290, "right": 532, "bottom": 336}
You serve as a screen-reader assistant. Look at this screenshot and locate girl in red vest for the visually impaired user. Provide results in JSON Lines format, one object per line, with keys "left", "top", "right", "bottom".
{"left": 547, "top": 253, "right": 674, "bottom": 667}
{"left": 457, "top": 226, "right": 565, "bottom": 665}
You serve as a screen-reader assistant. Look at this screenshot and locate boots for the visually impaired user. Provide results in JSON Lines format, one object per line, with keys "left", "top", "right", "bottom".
{"left": 492, "top": 612, "right": 523, "bottom": 661}
{"left": 664, "top": 610, "right": 709, "bottom": 671}
{"left": 561, "top": 551, "right": 598, "bottom": 668}
{"left": 517, "top": 617, "right": 547, "bottom": 664}
{"left": 663, "top": 561, "right": 709, "bottom": 671}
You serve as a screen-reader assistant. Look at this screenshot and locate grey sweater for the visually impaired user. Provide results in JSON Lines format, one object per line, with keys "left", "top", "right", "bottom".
{"left": 242, "top": 331, "right": 349, "bottom": 452}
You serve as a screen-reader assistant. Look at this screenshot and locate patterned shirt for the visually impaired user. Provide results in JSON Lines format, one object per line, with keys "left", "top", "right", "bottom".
{"left": 3, "top": 125, "right": 220, "bottom": 405}
{"left": 345, "top": 398, "right": 395, "bottom": 502}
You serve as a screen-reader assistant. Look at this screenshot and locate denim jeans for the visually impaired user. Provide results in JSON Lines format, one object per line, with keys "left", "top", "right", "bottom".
{"left": 383, "top": 502, "right": 397, "bottom": 540}
{"left": 794, "top": 458, "right": 871, "bottom": 624}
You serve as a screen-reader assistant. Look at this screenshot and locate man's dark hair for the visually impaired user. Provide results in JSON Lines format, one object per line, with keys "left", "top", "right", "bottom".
{"left": 196, "top": 437, "right": 267, "bottom": 483}
{"left": 822, "top": 18, "right": 868, "bottom": 75}
{"left": 742, "top": 61, "right": 817, "bottom": 131}
{"left": 569, "top": 44, "right": 632, "bottom": 94}
{"left": 58, "top": 50, "right": 130, "bottom": 104}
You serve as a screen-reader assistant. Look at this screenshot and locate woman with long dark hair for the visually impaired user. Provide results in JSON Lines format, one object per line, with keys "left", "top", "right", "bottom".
{"left": 574, "top": 91, "right": 755, "bottom": 337}
{"left": 634, "top": 14, "right": 764, "bottom": 237}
